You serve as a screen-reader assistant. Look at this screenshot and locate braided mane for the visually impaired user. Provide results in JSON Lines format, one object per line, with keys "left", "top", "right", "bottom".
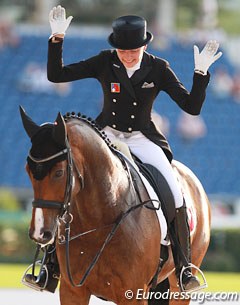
{"left": 63, "top": 112, "right": 117, "bottom": 150}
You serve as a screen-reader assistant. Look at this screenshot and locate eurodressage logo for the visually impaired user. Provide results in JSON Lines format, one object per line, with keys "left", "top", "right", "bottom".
{"left": 124, "top": 289, "right": 240, "bottom": 304}
{"left": 111, "top": 83, "right": 120, "bottom": 93}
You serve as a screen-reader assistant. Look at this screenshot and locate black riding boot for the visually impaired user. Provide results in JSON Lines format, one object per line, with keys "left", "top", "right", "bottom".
{"left": 171, "top": 205, "right": 200, "bottom": 292}
{"left": 24, "top": 245, "right": 60, "bottom": 293}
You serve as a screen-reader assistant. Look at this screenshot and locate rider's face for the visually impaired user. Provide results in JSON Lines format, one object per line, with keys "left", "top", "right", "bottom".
{"left": 116, "top": 46, "right": 147, "bottom": 68}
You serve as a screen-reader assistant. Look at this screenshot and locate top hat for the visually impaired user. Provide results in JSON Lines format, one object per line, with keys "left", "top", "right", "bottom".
{"left": 108, "top": 15, "right": 153, "bottom": 50}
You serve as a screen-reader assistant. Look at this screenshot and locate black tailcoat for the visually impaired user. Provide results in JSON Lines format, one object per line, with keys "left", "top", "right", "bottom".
{"left": 47, "top": 41, "right": 210, "bottom": 161}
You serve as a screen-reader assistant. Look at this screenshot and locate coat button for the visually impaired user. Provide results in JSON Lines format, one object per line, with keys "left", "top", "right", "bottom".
{"left": 128, "top": 127, "right": 132, "bottom": 132}
{"left": 133, "top": 102, "right": 137, "bottom": 106}
{"left": 130, "top": 115, "right": 135, "bottom": 119}
{"left": 112, "top": 112, "right": 116, "bottom": 115}
{"left": 112, "top": 124, "right": 116, "bottom": 128}
{"left": 113, "top": 99, "right": 117, "bottom": 103}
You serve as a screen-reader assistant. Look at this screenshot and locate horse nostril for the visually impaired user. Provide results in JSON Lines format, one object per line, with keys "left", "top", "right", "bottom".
{"left": 42, "top": 231, "right": 53, "bottom": 241}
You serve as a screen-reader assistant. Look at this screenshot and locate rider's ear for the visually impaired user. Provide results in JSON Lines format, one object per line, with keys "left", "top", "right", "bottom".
{"left": 52, "top": 112, "right": 67, "bottom": 147}
{"left": 19, "top": 105, "right": 41, "bottom": 139}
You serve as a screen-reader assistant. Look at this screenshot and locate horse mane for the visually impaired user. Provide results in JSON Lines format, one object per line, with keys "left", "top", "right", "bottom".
{"left": 63, "top": 111, "right": 117, "bottom": 151}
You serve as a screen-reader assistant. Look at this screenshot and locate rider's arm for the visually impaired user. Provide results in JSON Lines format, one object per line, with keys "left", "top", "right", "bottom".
{"left": 162, "top": 62, "right": 210, "bottom": 115}
{"left": 162, "top": 41, "right": 222, "bottom": 115}
{"left": 47, "top": 5, "right": 105, "bottom": 83}
{"left": 47, "top": 39, "right": 108, "bottom": 83}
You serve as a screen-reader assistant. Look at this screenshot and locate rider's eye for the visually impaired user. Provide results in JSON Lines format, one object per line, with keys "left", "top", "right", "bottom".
{"left": 55, "top": 169, "right": 64, "bottom": 178}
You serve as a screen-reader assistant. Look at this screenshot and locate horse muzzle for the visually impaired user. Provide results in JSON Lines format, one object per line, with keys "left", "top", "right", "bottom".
{"left": 29, "top": 226, "right": 56, "bottom": 246}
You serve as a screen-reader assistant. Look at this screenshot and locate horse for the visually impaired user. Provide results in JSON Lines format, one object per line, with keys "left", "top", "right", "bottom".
{"left": 20, "top": 107, "right": 211, "bottom": 305}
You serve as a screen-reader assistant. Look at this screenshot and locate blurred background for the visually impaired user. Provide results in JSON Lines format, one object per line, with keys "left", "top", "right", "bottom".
{"left": 0, "top": 0, "right": 239, "bottom": 286}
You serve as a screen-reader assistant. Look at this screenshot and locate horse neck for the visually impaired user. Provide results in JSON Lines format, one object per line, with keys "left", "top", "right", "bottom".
{"left": 68, "top": 122, "right": 130, "bottom": 226}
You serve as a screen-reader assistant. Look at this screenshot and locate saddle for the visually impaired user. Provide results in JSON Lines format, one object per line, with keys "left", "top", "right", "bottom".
{"left": 113, "top": 140, "right": 175, "bottom": 226}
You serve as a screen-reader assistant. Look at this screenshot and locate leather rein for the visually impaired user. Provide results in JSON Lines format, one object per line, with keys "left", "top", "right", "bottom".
{"left": 29, "top": 137, "right": 159, "bottom": 287}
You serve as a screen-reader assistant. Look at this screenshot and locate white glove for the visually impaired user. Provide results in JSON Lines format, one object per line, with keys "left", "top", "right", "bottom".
{"left": 49, "top": 5, "right": 73, "bottom": 37}
{"left": 194, "top": 40, "right": 222, "bottom": 75}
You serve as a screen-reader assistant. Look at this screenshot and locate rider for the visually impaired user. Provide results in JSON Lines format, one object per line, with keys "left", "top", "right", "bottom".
{"left": 25, "top": 5, "right": 222, "bottom": 292}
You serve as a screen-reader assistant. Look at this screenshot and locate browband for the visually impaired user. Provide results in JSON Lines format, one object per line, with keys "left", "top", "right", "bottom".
{"left": 28, "top": 148, "right": 68, "bottom": 163}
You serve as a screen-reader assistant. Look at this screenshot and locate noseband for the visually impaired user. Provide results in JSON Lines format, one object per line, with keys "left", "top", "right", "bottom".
{"left": 28, "top": 138, "right": 84, "bottom": 215}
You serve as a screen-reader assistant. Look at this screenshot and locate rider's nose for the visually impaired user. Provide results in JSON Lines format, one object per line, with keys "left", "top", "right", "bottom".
{"left": 125, "top": 54, "right": 132, "bottom": 61}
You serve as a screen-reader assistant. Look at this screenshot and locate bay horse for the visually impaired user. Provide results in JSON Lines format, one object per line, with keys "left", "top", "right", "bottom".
{"left": 20, "top": 107, "right": 211, "bottom": 305}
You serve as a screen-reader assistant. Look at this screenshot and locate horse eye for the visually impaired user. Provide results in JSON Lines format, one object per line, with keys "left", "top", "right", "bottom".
{"left": 55, "top": 169, "right": 64, "bottom": 178}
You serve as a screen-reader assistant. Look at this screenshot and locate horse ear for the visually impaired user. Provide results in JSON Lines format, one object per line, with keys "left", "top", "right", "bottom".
{"left": 19, "top": 105, "right": 40, "bottom": 139}
{"left": 52, "top": 112, "right": 67, "bottom": 146}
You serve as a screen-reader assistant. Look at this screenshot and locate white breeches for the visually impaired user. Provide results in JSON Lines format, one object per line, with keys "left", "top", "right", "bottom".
{"left": 103, "top": 126, "right": 184, "bottom": 209}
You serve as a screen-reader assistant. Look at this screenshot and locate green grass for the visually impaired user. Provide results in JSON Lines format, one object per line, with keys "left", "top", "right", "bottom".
{"left": 0, "top": 264, "right": 28, "bottom": 288}
{"left": 204, "top": 272, "right": 240, "bottom": 292}
{"left": 0, "top": 264, "right": 240, "bottom": 291}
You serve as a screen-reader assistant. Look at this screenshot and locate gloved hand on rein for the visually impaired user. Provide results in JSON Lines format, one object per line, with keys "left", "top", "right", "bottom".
{"left": 194, "top": 40, "right": 222, "bottom": 75}
{"left": 49, "top": 5, "right": 73, "bottom": 38}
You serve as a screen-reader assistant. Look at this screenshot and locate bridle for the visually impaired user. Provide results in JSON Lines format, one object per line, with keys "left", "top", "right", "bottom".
{"left": 28, "top": 138, "right": 84, "bottom": 216}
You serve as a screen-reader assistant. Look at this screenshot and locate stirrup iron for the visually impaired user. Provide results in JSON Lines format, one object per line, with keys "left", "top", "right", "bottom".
{"left": 179, "top": 263, "right": 208, "bottom": 293}
{"left": 22, "top": 245, "right": 49, "bottom": 291}
{"left": 22, "top": 260, "right": 49, "bottom": 291}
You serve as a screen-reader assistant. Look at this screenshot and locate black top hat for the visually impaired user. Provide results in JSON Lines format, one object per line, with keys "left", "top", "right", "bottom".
{"left": 108, "top": 15, "right": 153, "bottom": 50}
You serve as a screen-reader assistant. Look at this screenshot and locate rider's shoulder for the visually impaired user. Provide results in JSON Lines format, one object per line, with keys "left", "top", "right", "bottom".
{"left": 99, "top": 49, "right": 115, "bottom": 56}
{"left": 144, "top": 51, "right": 169, "bottom": 68}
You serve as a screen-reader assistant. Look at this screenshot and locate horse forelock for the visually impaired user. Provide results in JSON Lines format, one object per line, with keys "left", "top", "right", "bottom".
{"left": 28, "top": 125, "right": 67, "bottom": 180}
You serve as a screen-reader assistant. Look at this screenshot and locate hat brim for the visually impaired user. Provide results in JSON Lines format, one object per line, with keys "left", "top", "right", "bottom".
{"left": 108, "top": 31, "right": 153, "bottom": 50}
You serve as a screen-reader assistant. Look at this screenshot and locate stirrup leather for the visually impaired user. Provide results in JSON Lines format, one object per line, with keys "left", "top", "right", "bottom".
{"left": 179, "top": 263, "right": 208, "bottom": 293}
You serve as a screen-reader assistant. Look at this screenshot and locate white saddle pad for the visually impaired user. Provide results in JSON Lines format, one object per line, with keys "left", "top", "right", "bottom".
{"left": 139, "top": 173, "right": 168, "bottom": 245}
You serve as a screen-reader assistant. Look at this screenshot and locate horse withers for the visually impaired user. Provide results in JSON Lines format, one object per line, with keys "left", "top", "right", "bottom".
{"left": 20, "top": 107, "right": 211, "bottom": 305}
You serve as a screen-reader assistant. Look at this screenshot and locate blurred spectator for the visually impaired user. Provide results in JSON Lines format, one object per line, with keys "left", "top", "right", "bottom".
{"left": 231, "top": 73, "right": 240, "bottom": 104}
{"left": 211, "top": 67, "right": 233, "bottom": 100}
{"left": 200, "top": 0, "right": 219, "bottom": 30}
{"left": 0, "top": 20, "right": 20, "bottom": 50}
{"left": 18, "top": 62, "right": 71, "bottom": 96}
{"left": 177, "top": 111, "right": 207, "bottom": 142}
{"left": 151, "top": 110, "right": 170, "bottom": 137}
{"left": 179, "top": 0, "right": 225, "bottom": 47}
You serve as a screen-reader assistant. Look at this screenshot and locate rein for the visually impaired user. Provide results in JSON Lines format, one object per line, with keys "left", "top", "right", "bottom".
{"left": 62, "top": 198, "right": 158, "bottom": 287}
{"left": 58, "top": 151, "right": 160, "bottom": 287}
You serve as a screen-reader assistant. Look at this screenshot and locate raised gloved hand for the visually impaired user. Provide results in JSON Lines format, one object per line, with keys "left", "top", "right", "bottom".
{"left": 194, "top": 40, "right": 222, "bottom": 75}
{"left": 49, "top": 5, "right": 73, "bottom": 37}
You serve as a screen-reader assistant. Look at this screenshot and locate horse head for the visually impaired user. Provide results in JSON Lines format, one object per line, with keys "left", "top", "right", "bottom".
{"left": 20, "top": 106, "right": 126, "bottom": 248}
{"left": 20, "top": 106, "right": 71, "bottom": 245}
